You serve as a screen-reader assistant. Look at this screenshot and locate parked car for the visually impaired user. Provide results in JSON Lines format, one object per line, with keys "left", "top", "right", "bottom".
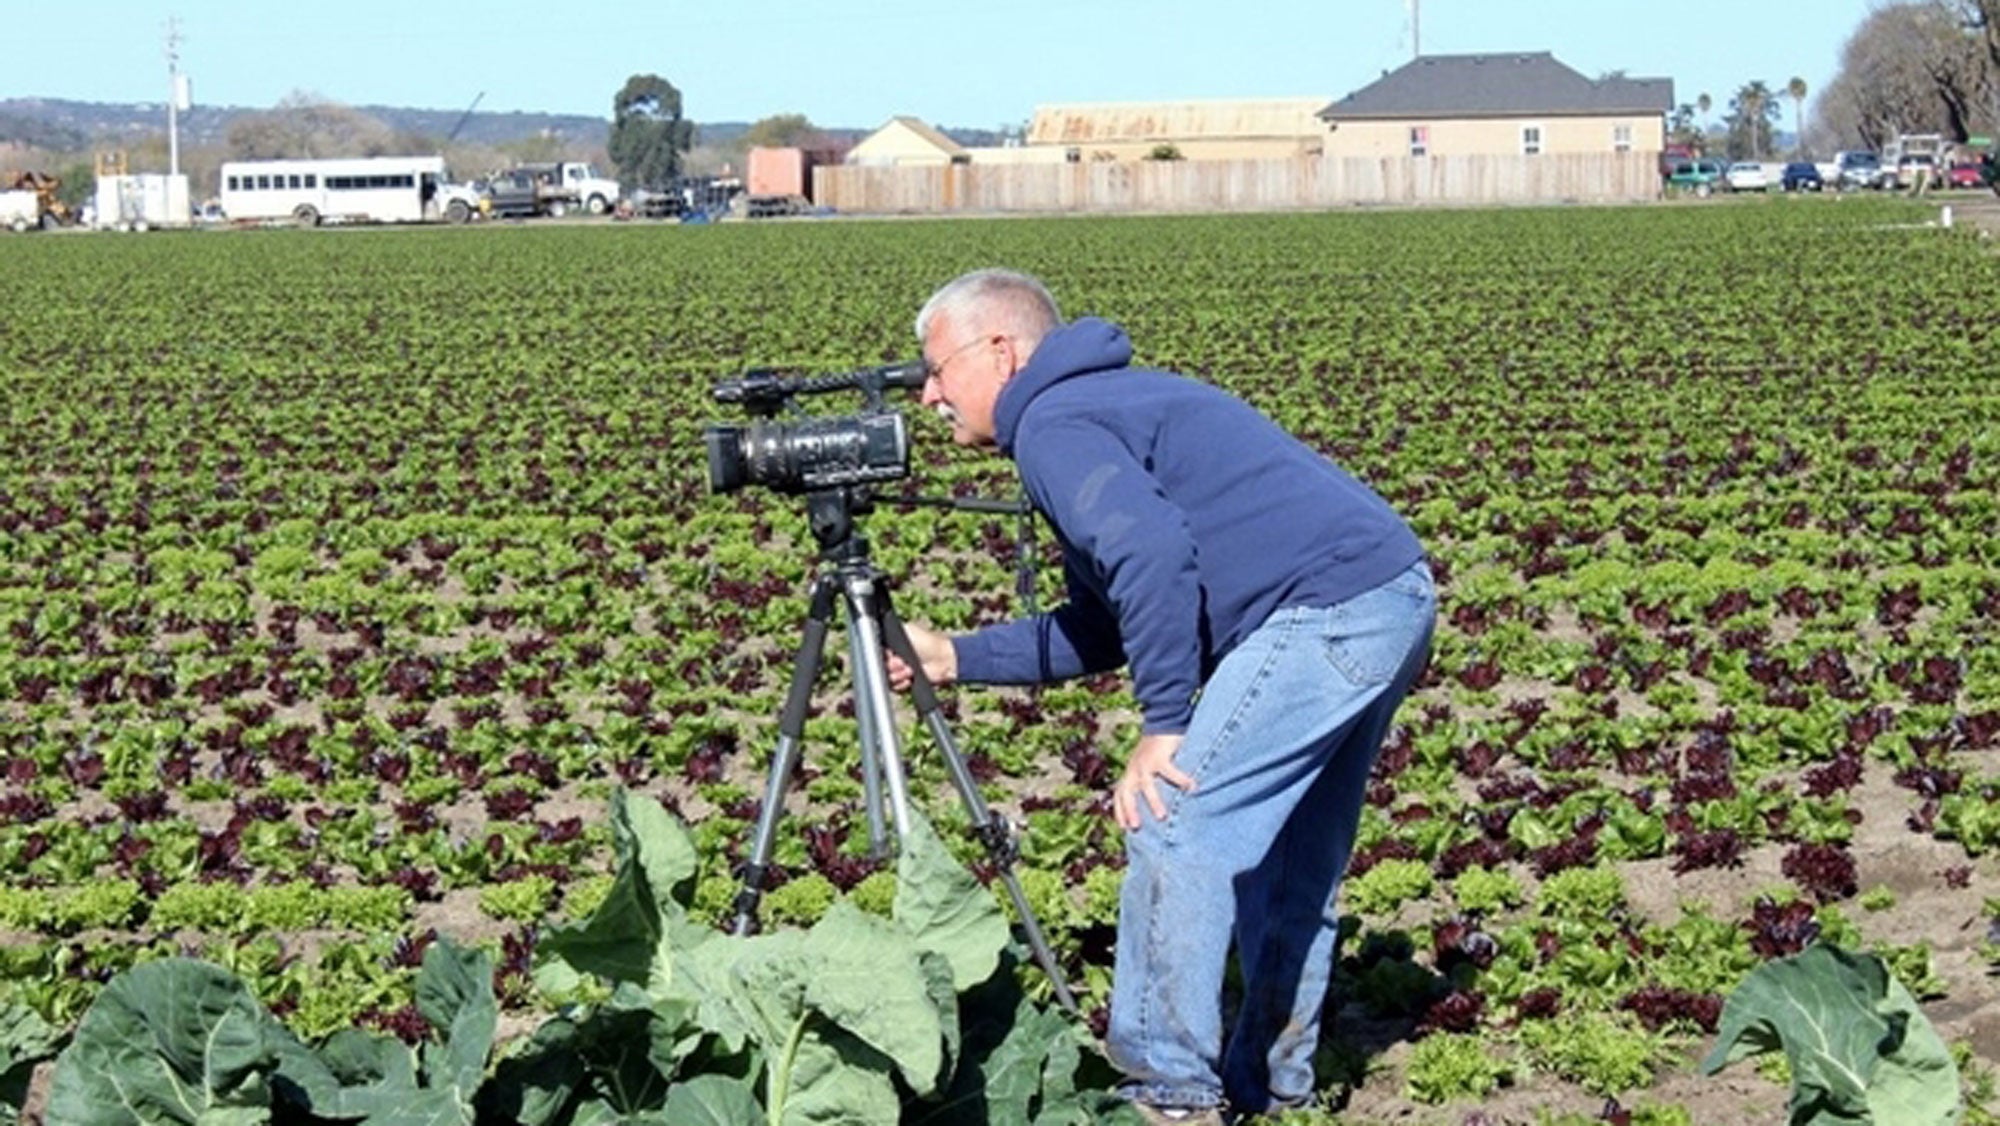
{"left": 1882, "top": 153, "right": 1937, "bottom": 190}
{"left": 1665, "top": 157, "right": 1727, "bottom": 196}
{"left": 1956, "top": 154, "right": 2000, "bottom": 194}
{"left": 1780, "top": 162, "right": 1824, "bottom": 191}
{"left": 1945, "top": 162, "right": 1985, "bottom": 189}
{"left": 1836, "top": 151, "right": 1882, "bottom": 190}
{"left": 1725, "top": 162, "right": 1768, "bottom": 192}
{"left": 1657, "top": 146, "right": 1698, "bottom": 179}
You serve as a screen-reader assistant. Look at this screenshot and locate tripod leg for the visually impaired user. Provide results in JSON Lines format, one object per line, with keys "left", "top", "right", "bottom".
{"left": 732, "top": 575, "right": 838, "bottom": 936}
{"left": 842, "top": 572, "right": 915, "bottom": 842}
{"left": 876, "top": 596, "right": 1081, "bottom": 1014}
{"left": 844, "top": 605, "right": 891, "bottom": 858}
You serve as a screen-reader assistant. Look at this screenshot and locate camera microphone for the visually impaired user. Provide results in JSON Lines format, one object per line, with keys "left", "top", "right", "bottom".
{"left": 711, "top": 361, "right": 926, "bottom": 406}
{"left": 793, "top": 360, "right": 928, "bottom": 397}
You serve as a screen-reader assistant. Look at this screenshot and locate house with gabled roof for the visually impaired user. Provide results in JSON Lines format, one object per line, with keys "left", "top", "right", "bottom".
{"left": 845, "top": 116, "right": 968, "bottom": 167}
{"left": 1317, "top": 52, "right": 1672, "bottom": 161}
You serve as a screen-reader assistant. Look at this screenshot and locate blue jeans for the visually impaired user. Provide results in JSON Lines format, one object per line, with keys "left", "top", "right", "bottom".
{"left": 1107, "top": 560, "right": 1435, "bottom": 1113}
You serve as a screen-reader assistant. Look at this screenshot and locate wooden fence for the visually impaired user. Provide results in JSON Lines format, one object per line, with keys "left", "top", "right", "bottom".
{"left": 812, "top": 152, "right": 1662, "bottom": 215}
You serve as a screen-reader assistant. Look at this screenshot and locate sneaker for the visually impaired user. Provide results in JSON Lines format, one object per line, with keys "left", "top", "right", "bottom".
{"left": 1129, "top": 1104, "right": 1226, "bottom": 1126}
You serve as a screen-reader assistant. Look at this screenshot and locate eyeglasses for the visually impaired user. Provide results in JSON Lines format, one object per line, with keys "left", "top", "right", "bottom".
{"left": 923, "top": 334, "right": 1000, "bottom": 381}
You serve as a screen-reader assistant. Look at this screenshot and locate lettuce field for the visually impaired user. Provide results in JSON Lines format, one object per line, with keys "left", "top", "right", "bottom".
{"left": 2, "top": 199, "right": 1998, "bottom": 1125}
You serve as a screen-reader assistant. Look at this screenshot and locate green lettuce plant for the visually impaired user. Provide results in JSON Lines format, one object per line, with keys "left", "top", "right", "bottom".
{"left": 0, "top": 1003, "right": 63, "bottom": 1123}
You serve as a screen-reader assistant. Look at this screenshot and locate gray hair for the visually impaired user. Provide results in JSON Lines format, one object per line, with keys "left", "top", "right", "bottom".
{"left": 914, "top": 268, "right": 1063, "bottom": 352}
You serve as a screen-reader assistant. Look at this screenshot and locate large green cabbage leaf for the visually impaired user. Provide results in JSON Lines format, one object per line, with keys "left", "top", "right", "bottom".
{"left": 46, "top": 958, "right": 279, "bottom": 1126}
{"left": 535, "top": 788, "right": 712, "bottom": 1000}
{"left": 1700, "top": 945, "right": 1961, "bottom": 1125}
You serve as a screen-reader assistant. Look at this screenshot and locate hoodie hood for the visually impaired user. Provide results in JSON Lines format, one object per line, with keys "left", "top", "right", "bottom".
{"left": 992, "top": 317, "right": 1134, "bottom": 456}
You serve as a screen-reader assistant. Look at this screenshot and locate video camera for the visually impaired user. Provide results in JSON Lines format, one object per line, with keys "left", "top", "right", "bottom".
{"left": 703, "top": 360, "right": 928, "bottom": 495}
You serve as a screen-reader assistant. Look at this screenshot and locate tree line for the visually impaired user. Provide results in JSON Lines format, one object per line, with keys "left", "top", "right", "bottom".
{"left": 1666, "top": 1, "right": 1999, "bottom": 161}
{"left": 1816, "top": 0, "right": 1999, "bottom": 150}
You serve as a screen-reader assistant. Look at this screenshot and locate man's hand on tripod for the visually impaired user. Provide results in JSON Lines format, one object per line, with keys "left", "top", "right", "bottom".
{"left": 887, "top": 623, "right": 958, "bottom": 690}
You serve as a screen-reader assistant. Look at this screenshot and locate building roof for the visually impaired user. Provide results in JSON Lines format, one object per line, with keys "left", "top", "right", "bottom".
{"left": 1318, "top": 53, "right": 1672, "bottom": 121}
{"left": 870, "top": 115, "right": 966, "bottom": 156}
{"left": 1028, "top": 98, "right": 1328, "bottom": 144}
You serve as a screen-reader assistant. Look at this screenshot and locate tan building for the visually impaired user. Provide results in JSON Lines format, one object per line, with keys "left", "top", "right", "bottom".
{"left": 845, "top": 117, "right": 967, "bottom": 167}
{"left": 1318, "top": 53, "right": 1671, "bottom": 161}
{"left": 1024, "top": 98, "right": 1329, "bottom": 162}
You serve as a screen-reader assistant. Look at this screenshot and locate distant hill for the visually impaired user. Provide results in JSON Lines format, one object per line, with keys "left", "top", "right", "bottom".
{"left": 0, "top": 98, "right": 1005, "bottom": 152}
{"left": 0, "top": 97, "right": 610, "bottom": 149}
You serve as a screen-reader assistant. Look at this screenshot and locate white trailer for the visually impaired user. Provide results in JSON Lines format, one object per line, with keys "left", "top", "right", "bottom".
{"left": 1, "top": 189, "right": 41, "bottom": 232}
{"left": 93, "top": 174, "right": 192, "bottom": 231}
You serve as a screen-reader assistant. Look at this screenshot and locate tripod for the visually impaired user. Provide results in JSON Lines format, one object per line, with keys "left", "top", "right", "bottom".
{"left": 729, "top": 486, "right": 1078, "bottom": 1013}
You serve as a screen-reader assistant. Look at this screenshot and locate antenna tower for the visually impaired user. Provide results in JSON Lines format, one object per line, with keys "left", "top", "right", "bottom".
{"left": 165, "top": 17, "right": 185, "bottom": 176}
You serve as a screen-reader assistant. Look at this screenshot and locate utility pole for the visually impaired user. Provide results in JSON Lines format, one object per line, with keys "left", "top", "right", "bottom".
{"left": 165, "top": 17, "right": 186, "bottom": 176}
{"left": 1409, "top": 0, "right": 1421, "bottom": 59}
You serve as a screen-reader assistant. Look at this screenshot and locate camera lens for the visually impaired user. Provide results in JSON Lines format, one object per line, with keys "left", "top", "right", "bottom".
{"left": 702, "top": 413, "right": 909, "bottom": 496}
{"left": 704, "top": 425, "right": 748, "bottom": 493}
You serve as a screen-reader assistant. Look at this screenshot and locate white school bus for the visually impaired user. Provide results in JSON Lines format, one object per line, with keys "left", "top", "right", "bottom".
{"left": 219, "top": 156, "right": 446, "bottom": 226}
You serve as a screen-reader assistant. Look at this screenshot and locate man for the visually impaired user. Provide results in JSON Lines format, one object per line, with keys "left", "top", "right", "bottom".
{"left": 888, "top": 268, "right": 1434, "bottom": 1122}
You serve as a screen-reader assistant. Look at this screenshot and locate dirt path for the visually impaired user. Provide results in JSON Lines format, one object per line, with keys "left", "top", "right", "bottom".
{"left": 1943, "top": 192, "right": 2000, "bottom": 239}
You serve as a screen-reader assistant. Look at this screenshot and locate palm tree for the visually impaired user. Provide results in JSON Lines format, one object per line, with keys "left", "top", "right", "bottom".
{"left": 1696, "top": 93, "right": 1712, "bottom": 152}
{"left": 1734, "top": 82, "right": 1772, "bottom": 160}
{"left": 1787, "top": 77, "right": 1808, "bottom": 157}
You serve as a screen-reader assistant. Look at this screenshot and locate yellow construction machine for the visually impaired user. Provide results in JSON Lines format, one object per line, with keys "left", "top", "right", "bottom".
{"left": 1, "top": 169, "right": 72, "bottom": 229}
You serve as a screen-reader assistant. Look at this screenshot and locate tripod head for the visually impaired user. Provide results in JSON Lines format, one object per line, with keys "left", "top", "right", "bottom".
{"left": 802, "top": 486, "right": 1043, "bottom": 614}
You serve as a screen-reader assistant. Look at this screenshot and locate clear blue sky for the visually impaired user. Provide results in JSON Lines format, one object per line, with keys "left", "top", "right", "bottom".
{"left": 6, "top": 0, "right": 1877, "bottom": 130}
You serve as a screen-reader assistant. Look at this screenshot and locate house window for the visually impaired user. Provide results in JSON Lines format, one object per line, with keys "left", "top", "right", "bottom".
{"left": 1613, "top": 124, "right": 1633, "bottom": 153}
{"left": 1521, "top": 125, "right": 1543, "bottom": 155}
{"left": 1409, "top": 125, "right": 1429, "bottom": 157}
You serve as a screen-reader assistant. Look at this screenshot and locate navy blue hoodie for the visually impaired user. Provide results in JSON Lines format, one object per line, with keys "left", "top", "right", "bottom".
{"left": 951, "top": 317, "right": 1424, "bottom": 734}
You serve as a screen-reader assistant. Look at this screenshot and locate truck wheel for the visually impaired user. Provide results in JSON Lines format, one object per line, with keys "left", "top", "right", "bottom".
{"left": 586, "top": 194, "right": 608, "bottom": 215}
{"left": 446, "top": 200, "right": 472, "bottom": 224}
{"left": 9, "top": 217, "right": 28, "bottom": 233}
{"left": 547, "top": 200, "right": 568, "bottom": 219}
{"left": 132, "top": 218, "right": 150, "bottom": 233}
{"left": 294, "top": 205, "right": 320, "bottom": 229}
{"left": 1696, "top": 182, "right": 1711, "bottom": 198}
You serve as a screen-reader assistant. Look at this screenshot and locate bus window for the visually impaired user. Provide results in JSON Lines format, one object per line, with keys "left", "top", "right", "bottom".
{"left": 305, "top": 174, "right": 316, "bottom": 188}
{"left": 257, "top": 175, "right": 271, "bottom": 189}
